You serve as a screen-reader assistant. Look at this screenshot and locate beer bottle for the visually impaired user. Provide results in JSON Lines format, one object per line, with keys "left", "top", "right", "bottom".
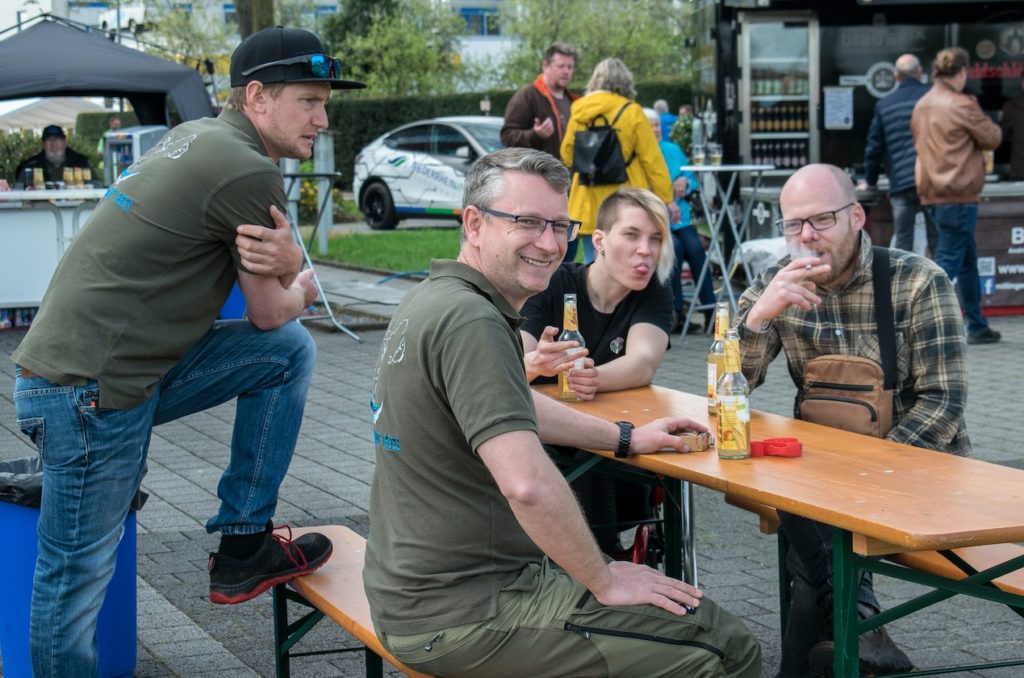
{"left": 716, "top": 328, "right": 750, "bottom": 459}
{"left": 558, "top": 293, "right": 586, "bottom": 401}
{"left": 706, "top": 301, "right": 730, "bottom": 414}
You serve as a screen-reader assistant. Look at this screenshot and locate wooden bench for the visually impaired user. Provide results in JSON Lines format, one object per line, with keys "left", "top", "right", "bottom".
{"left": 724, "top": 493, "right": 1024, "bottom": 599}
{"left": 272, "top": 525, "right": 435, "bottom": 678}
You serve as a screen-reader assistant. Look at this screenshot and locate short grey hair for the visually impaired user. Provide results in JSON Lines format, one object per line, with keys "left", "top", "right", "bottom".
{"left": 585, "top": 58, "right": 636, "bottom": 99}
{"left": 653, "top": 99, "right": 669, "bottom": 114}
{"left": 462, "top": 147, "right": 571, "bottom": 211}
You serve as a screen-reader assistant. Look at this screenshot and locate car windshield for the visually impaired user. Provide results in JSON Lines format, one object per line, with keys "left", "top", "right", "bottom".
{"left": 459, "top": 122, "right": 504, "bottom": 153}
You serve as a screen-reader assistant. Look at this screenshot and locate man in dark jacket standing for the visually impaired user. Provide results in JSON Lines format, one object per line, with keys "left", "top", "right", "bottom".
{"left": 857, "top": 55, "right": 936, "bottom": 255}
{"left": 501, "top": 43, "right": 578, "bottom": 158}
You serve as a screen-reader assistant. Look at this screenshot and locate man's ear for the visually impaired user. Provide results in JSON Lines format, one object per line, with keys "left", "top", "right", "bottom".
{"left": 851, "top": 202, "right": 867, "bottom": 233}
{"left": 245, "top": 81, "right": 268, "bottom": 113}
{"left": 461, "top": 205, "right": 484, "bottom": 246}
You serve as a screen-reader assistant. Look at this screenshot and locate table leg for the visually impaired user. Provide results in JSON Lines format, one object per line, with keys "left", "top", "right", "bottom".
{"left": 288, "top": 216, "right": 362, "bottom": 342}
{"left": 682, "top": 185, "right": 731, "bottom": 336}
{"left": 832, "top": 530, "right": 860, "bottom": 677}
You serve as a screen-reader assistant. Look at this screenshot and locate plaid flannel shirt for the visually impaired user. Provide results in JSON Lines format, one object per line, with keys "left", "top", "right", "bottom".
{"left": 736, "top": 232, "right": 971, "bottom": 456}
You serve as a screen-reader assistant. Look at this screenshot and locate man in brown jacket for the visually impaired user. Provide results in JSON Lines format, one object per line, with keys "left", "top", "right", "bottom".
{"left": 501, "top": 43, "right": 579, "bottom": 159}
{"left": 911, "top": 47, "right": 1002, "bottom": 344}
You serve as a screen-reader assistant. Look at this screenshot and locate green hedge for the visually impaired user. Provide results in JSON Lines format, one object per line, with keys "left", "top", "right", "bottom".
{"left": 2, "top": 81, "right": 690, "bottom": 188}
{"left": 331, "top": 78, "right": 692, "bottom": 191}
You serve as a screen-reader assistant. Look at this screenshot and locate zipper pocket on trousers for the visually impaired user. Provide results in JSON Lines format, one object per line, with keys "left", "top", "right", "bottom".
{"left": 563, "top": 621, "right": 725, "bottom": 660}
{"left": 804, "top": 380, "right": 874, "bottom": 392}
{"left": 801, "top": 395, "right": 878, "bottom": 422}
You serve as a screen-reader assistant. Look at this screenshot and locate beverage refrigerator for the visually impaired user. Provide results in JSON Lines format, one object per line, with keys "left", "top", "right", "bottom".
{"left": 102, "top": 125, "right": 168, "bottom": 185}
{"left": 739, "top": 14, "right": 819, "bottom": 181}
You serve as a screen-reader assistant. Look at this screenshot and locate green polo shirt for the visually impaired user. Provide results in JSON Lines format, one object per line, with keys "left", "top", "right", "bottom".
{"left": 364, "top": 259, "right": 543, "bottom": 635}
{"left": 12, "top": 110, "right": 286, "bottom": 409}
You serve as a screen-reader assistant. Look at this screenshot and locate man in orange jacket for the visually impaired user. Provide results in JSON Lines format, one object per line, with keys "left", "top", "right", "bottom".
{"left": 501, "top": 43, "right": 579, "bottom": 159}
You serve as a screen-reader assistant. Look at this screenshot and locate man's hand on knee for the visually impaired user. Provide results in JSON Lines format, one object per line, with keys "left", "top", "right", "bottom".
{"left": 593, "top": 561, "right": 703, "bottom": 616}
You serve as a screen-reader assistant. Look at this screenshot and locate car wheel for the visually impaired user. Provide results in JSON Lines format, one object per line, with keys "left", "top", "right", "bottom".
{"left": 362, "top": 182, "right": 398, "bottom": 230}
{"left": 128, "top": 19, "right": 139, "bottom": 33}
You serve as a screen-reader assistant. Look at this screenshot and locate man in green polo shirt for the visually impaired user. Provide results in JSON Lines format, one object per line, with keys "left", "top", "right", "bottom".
{"left": 11, "top": 27, "right": 365, "bottom": 677}
{"left": 365, "top": 147, "right": 761, "bottom": 677}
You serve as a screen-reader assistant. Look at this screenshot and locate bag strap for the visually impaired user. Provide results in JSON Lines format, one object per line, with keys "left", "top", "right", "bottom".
{"left": 609, "top": 102, "right": 637, "bottom": 168}
{"left": 610, "top": 102, "right": 633, "bottom": 126}
{"left": 871, "top": 246, "right": 897, "bottom": 390}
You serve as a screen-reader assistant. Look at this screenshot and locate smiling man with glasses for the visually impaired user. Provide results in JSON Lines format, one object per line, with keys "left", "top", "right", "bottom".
{"left": 734, "top": 164, "right": 971, "bottom": 678}
{"left": 364, "top": 147, "right": 761, "bottom": 678}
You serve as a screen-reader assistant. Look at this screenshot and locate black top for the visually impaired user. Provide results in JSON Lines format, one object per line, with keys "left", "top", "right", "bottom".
{"left": 521, "top": 262, "right": 673, "bottom": 384}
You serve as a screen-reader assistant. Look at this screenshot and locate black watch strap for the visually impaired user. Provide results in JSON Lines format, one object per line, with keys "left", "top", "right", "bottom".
{"left": 614, "top": 421, "right": 634, "bottom": 458}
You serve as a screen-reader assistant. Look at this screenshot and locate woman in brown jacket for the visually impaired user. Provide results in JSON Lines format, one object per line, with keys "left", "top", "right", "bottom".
{"left": 911, "top": 47, "right": 1003, "bottom": 344}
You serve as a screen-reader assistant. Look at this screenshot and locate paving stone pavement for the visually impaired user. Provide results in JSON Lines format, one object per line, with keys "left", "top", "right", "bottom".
{"left": 1, "top": 265, "right": 1022, "bottom": 677}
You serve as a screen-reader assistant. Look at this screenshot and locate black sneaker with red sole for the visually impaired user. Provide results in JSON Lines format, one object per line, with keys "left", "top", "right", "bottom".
{"left": 209, "top": 526, "right": 333, "bottom": 604}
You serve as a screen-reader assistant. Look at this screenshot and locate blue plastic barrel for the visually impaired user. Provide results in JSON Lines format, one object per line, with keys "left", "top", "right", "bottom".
{"left": 0, "top": 502, "right": 137, "bottom": 677}
{"left": 219, "top": 282, "right": 246, "bottom": 320}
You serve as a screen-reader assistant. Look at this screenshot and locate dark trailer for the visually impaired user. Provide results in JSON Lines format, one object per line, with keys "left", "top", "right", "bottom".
{"left": 692, "top": 0, "right": 1024, "bottom": 313}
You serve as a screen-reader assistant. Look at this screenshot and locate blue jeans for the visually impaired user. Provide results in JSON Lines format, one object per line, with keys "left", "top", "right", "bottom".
{"left": 671, "top": 227, "right": 716, "bottom": 316}
{"left": 564, "top": 234, "right": 595, "bottom": 264}
{"left": 926, "top": 203, "right": 990, "bottom": 335}
{"left": 13, "top": 320, "right": 316, "bottom": 677}
{"left": 889, "top": 189, "right": 937, "bottom": 256}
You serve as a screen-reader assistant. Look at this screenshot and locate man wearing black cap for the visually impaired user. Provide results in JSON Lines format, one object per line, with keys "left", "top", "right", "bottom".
{"left": 15, "top": 124, "right": 96, "bottom": 186}
{"left": 11, "top": 27, "right": 364, "bottom": 677}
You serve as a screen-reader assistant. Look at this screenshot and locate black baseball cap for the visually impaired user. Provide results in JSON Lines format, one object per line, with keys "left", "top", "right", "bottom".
{"left": 42, "top": 125, "right": 66, "bottom": 140}
{"left": 230, "top": 26, "right": 365, "bottom": 90}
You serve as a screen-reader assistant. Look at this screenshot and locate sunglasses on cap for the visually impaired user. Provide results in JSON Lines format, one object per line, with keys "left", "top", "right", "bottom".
{"left": 241, "top": 53, "right": 344, "bottom": 79}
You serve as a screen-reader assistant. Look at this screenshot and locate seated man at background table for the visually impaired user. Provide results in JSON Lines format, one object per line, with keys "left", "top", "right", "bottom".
{"left": 365, "top": 147, "right": 761, "bottom": 677}
{"left": 15, "top": 125, "right": 97, "bottom": 187}
{"left": 736, "top": 163, "right": 969, "bottom": 677}
{"left": 11, "top": 26, "right": 365, "bottom": 676}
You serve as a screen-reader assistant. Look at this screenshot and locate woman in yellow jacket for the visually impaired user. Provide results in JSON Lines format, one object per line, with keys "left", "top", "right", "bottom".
{"left": 562, "top": 57, "right": 675, "bottom": 262}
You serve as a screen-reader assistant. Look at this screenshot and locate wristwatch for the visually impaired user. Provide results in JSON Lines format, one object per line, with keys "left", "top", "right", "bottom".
{"left": 614, "top": 421, "right": 634, "bottom": 458}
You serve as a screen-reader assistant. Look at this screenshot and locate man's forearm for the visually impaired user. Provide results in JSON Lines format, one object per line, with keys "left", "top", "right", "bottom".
{"left": 533, "top": 390, "right": 619, "bottom": 449}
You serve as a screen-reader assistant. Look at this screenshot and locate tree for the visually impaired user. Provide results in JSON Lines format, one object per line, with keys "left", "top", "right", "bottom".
{"left": 322, "top": 0, "right": 465, "bottom": 97}
{"left": 499, "top": 0, "right": 696, "bottom": 90}
{"left": 235, "top": 0, "right": 276, "bottom": 39}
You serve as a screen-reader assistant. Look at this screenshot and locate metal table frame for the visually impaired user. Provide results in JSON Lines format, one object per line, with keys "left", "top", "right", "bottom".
{"left": 282, "top": 172, "right": 361, "bottom": 342}
{"left": 680, "top": 164, "right": 774, "bottom": 336}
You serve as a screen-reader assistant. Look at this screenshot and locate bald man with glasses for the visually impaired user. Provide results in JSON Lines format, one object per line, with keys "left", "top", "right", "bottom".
{"left": 735, "top": 164, "right": 970, "bottom": 678}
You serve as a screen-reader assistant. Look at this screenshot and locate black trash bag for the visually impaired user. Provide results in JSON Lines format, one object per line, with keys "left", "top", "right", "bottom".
{"left": 0, "top": 456, "right": 148, "bottom": 510}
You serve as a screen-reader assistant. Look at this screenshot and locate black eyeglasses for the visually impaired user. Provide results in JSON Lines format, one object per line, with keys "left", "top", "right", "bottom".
{"left": 776, "top": 202, "right": 855, "bottom": 236}
{"left": 241, "top": 53, "right": 343, "bottom": 79}
{"left": 478, "top": 206, "right": 582, "bottom": 242}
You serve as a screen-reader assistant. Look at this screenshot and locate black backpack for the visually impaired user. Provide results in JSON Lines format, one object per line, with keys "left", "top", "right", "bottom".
{"left": 570, "top": 102, "right": 636, "bottom": 186}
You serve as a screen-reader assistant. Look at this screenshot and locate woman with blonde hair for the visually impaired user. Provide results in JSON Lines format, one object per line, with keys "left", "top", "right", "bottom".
{"left": 519, "top": 187, "right": 674, "bottom": 555}
{"left": 561, "top": 58, "right": 675, "bottom": 263}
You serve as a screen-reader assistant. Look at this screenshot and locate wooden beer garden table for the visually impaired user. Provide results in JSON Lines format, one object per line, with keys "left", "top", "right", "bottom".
{"left": 534, "top": 383, "right": 1024, "bottom": 677}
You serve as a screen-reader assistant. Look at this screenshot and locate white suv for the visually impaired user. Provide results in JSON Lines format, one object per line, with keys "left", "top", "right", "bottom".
{"left": 353, "top": 116, "right": 503, "bottom": 230}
